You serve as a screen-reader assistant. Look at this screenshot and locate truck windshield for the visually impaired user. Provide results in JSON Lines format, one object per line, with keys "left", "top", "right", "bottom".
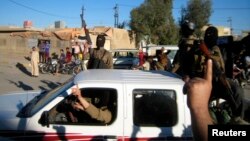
{"left": 17, "top": 77, "right": 74, "bottom": 118}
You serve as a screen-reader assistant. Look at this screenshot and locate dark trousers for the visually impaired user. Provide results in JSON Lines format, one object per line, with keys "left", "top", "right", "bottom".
{"left": 39, "top": 51, "right": 45, "bottom": 63}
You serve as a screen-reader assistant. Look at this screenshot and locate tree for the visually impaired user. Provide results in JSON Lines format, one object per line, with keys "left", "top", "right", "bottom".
{"left": 180, "top": 0, "right": 212, "bottom": 37}
{"left": 129, "top": 0, "right": 179, "bottom": 46}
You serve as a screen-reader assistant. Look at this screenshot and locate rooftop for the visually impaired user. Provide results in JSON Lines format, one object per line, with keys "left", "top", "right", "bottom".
{"left": 0, "top": 26, "right": 43, "bottom": 32}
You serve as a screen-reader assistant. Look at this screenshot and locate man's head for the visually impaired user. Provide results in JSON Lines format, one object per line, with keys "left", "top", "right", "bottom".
{"left": 181, "top": 20, "right": 195, "bottom": 37}
{"left": 96, "top": 34, "right": 106, "bottom": 48}
{"left": 66, "top": 47, "right": 70, "bottom": 51}
{"left": 32, "top": 46, "right": 36, "bottom": 51}
{"left": 204, "top": 26, "right": 218, "bottom": 48}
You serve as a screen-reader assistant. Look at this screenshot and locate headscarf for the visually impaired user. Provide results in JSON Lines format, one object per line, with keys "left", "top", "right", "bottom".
{"left": 96, "top": 34, "right": 106, "bottom": 49}
{"left": 204, "top": 26, "right": 218, "bottom": 48}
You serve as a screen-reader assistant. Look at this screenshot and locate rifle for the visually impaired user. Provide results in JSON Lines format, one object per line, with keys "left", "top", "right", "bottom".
{"left": 199, "top": 41, "right": 237, "bottom": 110}
{"left": 80, "top": 14, "right": 92, "bottom": 45}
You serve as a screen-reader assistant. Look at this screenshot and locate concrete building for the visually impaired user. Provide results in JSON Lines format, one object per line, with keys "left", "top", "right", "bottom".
{"left": 0, "top": 26, "right": 136, "bottom": 59}
{"left": 241, "top": 30, "right": 250, "bottom": 37}
{"left": 216, "top": 26, "right": 231, "bottom": 36}
{"left": 0, "top": 26, "right": 70, "bottom": 59}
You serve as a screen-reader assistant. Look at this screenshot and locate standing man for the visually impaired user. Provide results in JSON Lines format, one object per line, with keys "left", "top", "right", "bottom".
{"left": 44, "top": 41, "right": 51, "bottom": 63}
{"left": 87, "top": 34, "right": 113, "bottom": 69}
{"left": 186, "top": 26, "right": 247, "bottom": 125}
{"left": 138, "top": 48, "right": 144, "bottom": 67}
{"left": 30, "top": 46, "right": 39, "bottom": 77}
{"left": 202, "top": 26, "right": 247, "bottom": 124}
{"left": 80, "top": 40, "right": 89, "bottom": 71}
{"left": 172, "top": 20, "right": 197, "bottom": 79}
{"left": 38, "top": 40, "right": 45, "bottom": 63}
{"left": 72, "top": 41, "right": 81, "bottom": 60}
{"left": 65, "top": 47, "right": 72, "bottom": 63}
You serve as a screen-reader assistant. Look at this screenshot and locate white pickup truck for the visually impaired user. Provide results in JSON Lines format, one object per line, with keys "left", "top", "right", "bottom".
{"left": 0, "top": 70, "right": 193, "bottom": 140}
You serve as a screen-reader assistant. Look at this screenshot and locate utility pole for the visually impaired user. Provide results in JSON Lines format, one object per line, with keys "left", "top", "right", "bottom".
{"left": 114, "top": 4, "right": 119, "bottom": 28}
{"left": 227, "top": 17, "right": 232, "bottom": 35}
{"left": 80, "top": 5, "right": 85, "bottom": 28}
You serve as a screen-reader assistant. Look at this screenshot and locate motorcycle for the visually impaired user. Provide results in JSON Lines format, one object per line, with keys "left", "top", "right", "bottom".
{"left": 39, "top": 58, "right": 58, "bottom": 74}
{"left": 60, "top": 59, "right": 83, "bottom": 75}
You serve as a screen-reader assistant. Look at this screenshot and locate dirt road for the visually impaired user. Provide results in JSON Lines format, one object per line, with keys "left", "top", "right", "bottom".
{"left": 0, "top": 54, "right": 72, "bottom": 94}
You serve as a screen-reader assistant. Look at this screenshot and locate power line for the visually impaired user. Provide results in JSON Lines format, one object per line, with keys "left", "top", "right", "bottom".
{"left": 8, "top": 0, "right": 78, "bottom": 19}
{"left": 213, "top": 7, "right": 250, "bottom": 10}
{"left": 119, "top": 4, "right": 137, "bottom": 7}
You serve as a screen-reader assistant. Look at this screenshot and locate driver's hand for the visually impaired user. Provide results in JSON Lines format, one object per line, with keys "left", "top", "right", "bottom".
{"left": 71, "top": 85, "right": 82, "bottom": 99}
{"left": 72, "top": 101, "right": 84, "bottom": 111}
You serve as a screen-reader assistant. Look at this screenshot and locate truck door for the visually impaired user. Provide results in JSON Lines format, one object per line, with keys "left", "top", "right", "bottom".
{"left": 26, "top": 83, "right": 124, "bottom": 140}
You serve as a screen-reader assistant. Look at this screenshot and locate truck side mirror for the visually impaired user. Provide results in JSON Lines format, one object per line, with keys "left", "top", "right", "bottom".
{"left": 39, "top": 111, "right": 50, "bottom": 128}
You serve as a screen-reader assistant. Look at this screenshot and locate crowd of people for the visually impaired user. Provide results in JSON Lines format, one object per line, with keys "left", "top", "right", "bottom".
{"left": 28, "top": 20, "right": 250, "bottom": 140}
{"left": 30, "top": 40, "right": 51, "bottom": 77}
{"left": 29, "top": 33, "right": 114, "bottom": 77}
{"left": 30, "top": 33, "right": 177, "bottom": 77}
{"left": 132, "top": 47, "right": 173, "bottom": 71}
{"left": 30, "top": 29, "right": 181, "bottom": 77}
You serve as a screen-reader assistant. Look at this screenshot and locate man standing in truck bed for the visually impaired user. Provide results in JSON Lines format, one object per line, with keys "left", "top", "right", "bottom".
{"left": 87, "top": 34, "right": 113, "bottom": 69}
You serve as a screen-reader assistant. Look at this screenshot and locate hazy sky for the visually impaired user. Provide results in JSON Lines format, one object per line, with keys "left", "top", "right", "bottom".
{"left": 1, "top": 0, "right": 249, "bottom": 34}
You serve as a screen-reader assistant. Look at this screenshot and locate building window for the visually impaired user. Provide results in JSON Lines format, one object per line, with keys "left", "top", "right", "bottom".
{"left": 133, "top": 89, "right": 178, "bottom": 127}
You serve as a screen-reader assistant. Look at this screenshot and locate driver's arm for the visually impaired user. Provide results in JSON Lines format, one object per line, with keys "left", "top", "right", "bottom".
{"left": 71, "top": 86, "right": 112, "bottom": 124}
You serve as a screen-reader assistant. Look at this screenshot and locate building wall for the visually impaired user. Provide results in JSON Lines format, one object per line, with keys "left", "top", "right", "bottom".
{"left": 216, "top": 26, "right": 231, "bottom": 36}
{"left": 0, "top": 33, "right": 70, "bottom": 57}
{"left": 0, "top": 33, "right": 28, "bottom": 55}
{"left": 0, "top": 26, "right": 137, "bottom": 61}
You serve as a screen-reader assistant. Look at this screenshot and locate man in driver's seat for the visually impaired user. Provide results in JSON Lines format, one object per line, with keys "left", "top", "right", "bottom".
{"left": 70, "top": 86, "right": 112, "bottom": 124}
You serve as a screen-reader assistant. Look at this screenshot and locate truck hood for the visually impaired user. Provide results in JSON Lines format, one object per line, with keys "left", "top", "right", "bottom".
{"left": 0, "top": 90, "right": 42, "bottom": 130}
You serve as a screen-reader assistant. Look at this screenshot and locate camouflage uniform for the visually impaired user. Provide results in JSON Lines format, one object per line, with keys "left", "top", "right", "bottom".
{"left": 200, "top": 26, "right": 246, "bottom": 124}
{"left": 191, "top": 44, "right": 225, "bottom": 78}
{"left": 172, "top": 34, "right": 197, "bottom": 77}
{"left": 172, "top": 20, "right": 197, "bottom": 77}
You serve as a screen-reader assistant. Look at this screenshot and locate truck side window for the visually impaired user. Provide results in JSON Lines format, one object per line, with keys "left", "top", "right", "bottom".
{"left": 133, "top": 89, "right": 178, "bottom": 127}
{"left": 48, "top": 88, "right": 117, "bottom": 126}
